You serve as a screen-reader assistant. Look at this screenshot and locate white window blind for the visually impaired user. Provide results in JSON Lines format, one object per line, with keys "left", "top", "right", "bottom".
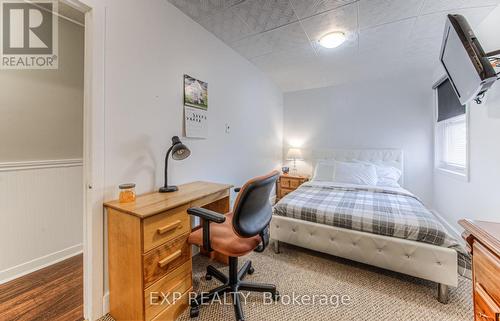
{"left": 441, "top": 115, "right": 467, "bottom": 168}
{"left": 435, "top": 77, "right": 468, "bottom": 178}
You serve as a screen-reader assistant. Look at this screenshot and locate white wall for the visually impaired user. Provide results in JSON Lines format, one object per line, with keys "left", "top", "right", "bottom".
{"left": 0, "top": 18, "right": 84, "bottom": 162}
{"left": 99, "top": 0, "right": 283, "bottom": 297}
{"left": 433, "top": 6, "right": 500, "bottom": 230}
{"left": 103, "top": 1, "right": 283, "bottom": 198}
{"left": 283, "top": 74, "right": 434, "bottom": 205}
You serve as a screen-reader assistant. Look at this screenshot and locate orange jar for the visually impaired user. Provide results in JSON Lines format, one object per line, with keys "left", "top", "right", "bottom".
{"left": 119, "top": 183, "right": 136, "bottom": 203}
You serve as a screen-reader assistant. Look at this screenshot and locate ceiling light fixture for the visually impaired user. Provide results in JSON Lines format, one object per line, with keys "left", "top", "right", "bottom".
{"left": 318, "top": 32, "right": 346, "bottom": 49}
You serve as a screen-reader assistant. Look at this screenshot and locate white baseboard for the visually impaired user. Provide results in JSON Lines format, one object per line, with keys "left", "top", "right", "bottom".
{"left": 431, "top": 209, "right": 465, "bottom": 245}
{"left": 0, "top": 243, "right": 83, "bottom": 284}
{"left": 103, "top": 291, "right": 110, "bottom": 314}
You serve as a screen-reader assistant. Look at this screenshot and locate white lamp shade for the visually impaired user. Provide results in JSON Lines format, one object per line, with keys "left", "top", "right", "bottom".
{"left": 286, "top": 148, "right": 303, "bottom": 160}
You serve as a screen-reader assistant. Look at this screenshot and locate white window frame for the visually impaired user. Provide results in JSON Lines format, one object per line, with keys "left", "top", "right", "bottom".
{"left": 433, "top": 76, "right": 470, "bottom": 182}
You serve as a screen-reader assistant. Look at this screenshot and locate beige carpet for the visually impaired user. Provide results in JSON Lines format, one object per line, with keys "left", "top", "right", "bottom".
{"left": 99, "top": 243, "right": 472, "bottom": 321}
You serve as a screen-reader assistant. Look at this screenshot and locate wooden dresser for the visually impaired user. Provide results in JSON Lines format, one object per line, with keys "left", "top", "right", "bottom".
{"left": 104, "top": 181, "right": 232, "bottom": 321}
{"left": 276, "top": 174, "right": 308, "bottom": 201}
{"left": 459, "top": 219, "right": 500, "bottom": 321}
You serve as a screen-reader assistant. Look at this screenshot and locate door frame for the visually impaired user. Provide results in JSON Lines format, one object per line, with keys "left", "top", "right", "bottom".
{"left": 59, "top": 0, "right": 106, "bottom": 320}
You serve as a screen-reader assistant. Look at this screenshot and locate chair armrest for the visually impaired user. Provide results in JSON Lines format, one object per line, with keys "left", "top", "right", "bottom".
{"left": 234, "top": 187, "right": 241, "bottom": 193}
{"left": 187, "top": 207, "right": 226, "bottom": 252}
{"left": 187, "top": 207, "right": 226, "bottom": 223}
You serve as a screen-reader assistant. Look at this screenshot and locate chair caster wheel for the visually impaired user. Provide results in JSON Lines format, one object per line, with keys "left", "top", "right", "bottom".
{"left": 247, "top": 266, "right": 255, "bottom": 275}
{"left": 272, "top": 291, "right": 280, "bottom": 302}
{"left": 204, "top": 273, "right": 212, "bottom": 281}
{"left": 190, "top": 306, "right": 200, "bottom": 318}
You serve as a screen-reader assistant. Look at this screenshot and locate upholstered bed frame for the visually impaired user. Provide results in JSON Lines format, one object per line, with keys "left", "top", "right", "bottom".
{"left": 270, "top": 149, "right": 457, "bottom": 303}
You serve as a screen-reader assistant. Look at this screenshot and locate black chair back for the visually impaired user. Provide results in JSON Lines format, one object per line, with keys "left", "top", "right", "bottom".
{"left": 232, "top": 171, "right": 280, "bottom": 238}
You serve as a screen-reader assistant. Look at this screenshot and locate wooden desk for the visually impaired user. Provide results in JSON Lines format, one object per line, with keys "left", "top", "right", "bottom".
{"left": 459, "top": 219, "right": 500, "bottom": 321}
{"left": 104, "top": 181, "right": 232, "bottom": 321}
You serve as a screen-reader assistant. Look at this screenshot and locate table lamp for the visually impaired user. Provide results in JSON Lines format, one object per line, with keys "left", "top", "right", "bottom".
{"left": 286, "top": 148, "right": 303, "bottom": 175}
{"left": 159, "top": 136, "right": 191, "bottom": 193}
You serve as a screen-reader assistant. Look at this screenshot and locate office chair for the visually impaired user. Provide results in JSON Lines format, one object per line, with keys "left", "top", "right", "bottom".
{"left": 187, "top": 171, "right": 280, "bottom": 321}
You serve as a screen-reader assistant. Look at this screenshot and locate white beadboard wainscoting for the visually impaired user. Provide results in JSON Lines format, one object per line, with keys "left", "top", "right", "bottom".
{"left": 0, "top": 159, "right": 83, "bottom": 284}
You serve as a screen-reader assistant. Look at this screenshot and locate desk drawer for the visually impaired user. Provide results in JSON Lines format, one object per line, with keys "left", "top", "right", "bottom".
{"left": 143, "top": 235, "right": 191, "bottom": 288}
{"left": 151, "top": 289, "right": 191, "bottom": 321}
{"left": 475, "top": 284, "right": 500, "bottom": 321}
{"left": 145, "top": 260, "right": 192, "bottom": 321}
{"left": 473, "top": 242, "right": 500, "bottom": 305}
{"left": 143, "top": 205, "right": 190, "bottom": 253}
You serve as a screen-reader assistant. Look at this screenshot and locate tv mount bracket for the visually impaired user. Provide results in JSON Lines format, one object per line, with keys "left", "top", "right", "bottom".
{"left": 486, "top": 49, "right": 500, "bottom": 76}
{"left": 472, "top": 50, "right": 500, "bottom": 104}
{"left": 486, "top": 49, "right": 500, "bottom": 57}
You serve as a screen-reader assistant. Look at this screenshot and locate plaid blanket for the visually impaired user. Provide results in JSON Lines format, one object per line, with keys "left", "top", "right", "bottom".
{"left": 273, "top": 182, "right": 471, "bottom": 278}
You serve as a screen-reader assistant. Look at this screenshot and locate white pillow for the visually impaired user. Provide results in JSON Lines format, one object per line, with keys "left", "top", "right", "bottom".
{"left": 376, "top": 166, "right": 401, "bottom": 187}
{"left": 312, "top": 161, "right": 336, "bottom": 181}
{"left": 354, "top": 160, "right": 402, "bottom": 187}
{"left": 333, "top": 161, "right": 378, "bottom": 186}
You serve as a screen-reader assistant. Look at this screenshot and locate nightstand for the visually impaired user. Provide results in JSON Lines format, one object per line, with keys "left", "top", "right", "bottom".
{"left": 276, "top": 175, "right": 308, "bottom": 201}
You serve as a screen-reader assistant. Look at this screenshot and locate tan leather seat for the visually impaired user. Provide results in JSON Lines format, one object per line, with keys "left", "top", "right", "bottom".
{"left": 188, "top": 213, "right": 261, "bottom": 257}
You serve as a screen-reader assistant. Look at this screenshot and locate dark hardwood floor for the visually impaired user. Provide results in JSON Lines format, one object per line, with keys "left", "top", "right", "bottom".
{"left": 0, "top": 254, "right": 84, "bottom": 321}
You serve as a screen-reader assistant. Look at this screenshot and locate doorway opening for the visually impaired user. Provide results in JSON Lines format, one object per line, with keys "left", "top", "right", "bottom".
{"left": 0, "top": 1, "right": 88, "bottom": 320}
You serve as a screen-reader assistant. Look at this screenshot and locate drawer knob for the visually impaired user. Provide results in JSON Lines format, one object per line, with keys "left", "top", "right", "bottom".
{"left": 157, "top": 220, "right": 182, "bottom": 235}
{"left": 158, "top": 250, "right": 182, "bottom": 268}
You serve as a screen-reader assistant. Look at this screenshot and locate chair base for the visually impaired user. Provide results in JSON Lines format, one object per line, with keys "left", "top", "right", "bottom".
{"left": 190, "top": 256, "right": 279, "bottom": 321}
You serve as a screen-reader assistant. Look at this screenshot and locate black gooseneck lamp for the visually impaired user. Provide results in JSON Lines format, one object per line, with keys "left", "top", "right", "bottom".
{"left": 159, "top": 136, "right": 191, "bottom": 193}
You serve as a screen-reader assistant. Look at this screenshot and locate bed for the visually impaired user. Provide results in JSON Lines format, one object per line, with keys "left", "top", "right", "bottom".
{"left": 270, "top": 149, "right": 470, "bottom": 303}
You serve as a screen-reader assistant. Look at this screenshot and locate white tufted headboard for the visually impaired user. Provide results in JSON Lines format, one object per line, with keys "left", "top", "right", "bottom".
{"left": 308, "top": 148, "right": 405, "bottom": 186}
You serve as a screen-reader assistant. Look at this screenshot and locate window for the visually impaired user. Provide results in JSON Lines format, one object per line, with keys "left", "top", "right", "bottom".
{"left": 434, "top": 78, "right": 468, "bottom": 179}
{"left": 437, "top": 115, "right": 467, "bottom": 170}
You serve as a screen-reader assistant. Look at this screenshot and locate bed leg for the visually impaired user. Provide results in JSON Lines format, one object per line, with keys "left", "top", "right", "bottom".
{"left": 437, "top": 283, "right": 449, "bottom": 304}
{"left": 273, "top": 240, "right": 280, "bottom": 254}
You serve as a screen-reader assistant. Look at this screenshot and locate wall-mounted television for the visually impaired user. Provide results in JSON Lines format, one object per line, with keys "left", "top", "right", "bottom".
{"left": 440, "top": 14, "right": 497, "bottom": 104}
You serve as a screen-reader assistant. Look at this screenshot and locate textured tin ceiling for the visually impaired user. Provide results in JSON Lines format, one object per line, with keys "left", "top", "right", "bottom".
{"left": 169, "top": 0, "right": 500, "bottom": 91}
